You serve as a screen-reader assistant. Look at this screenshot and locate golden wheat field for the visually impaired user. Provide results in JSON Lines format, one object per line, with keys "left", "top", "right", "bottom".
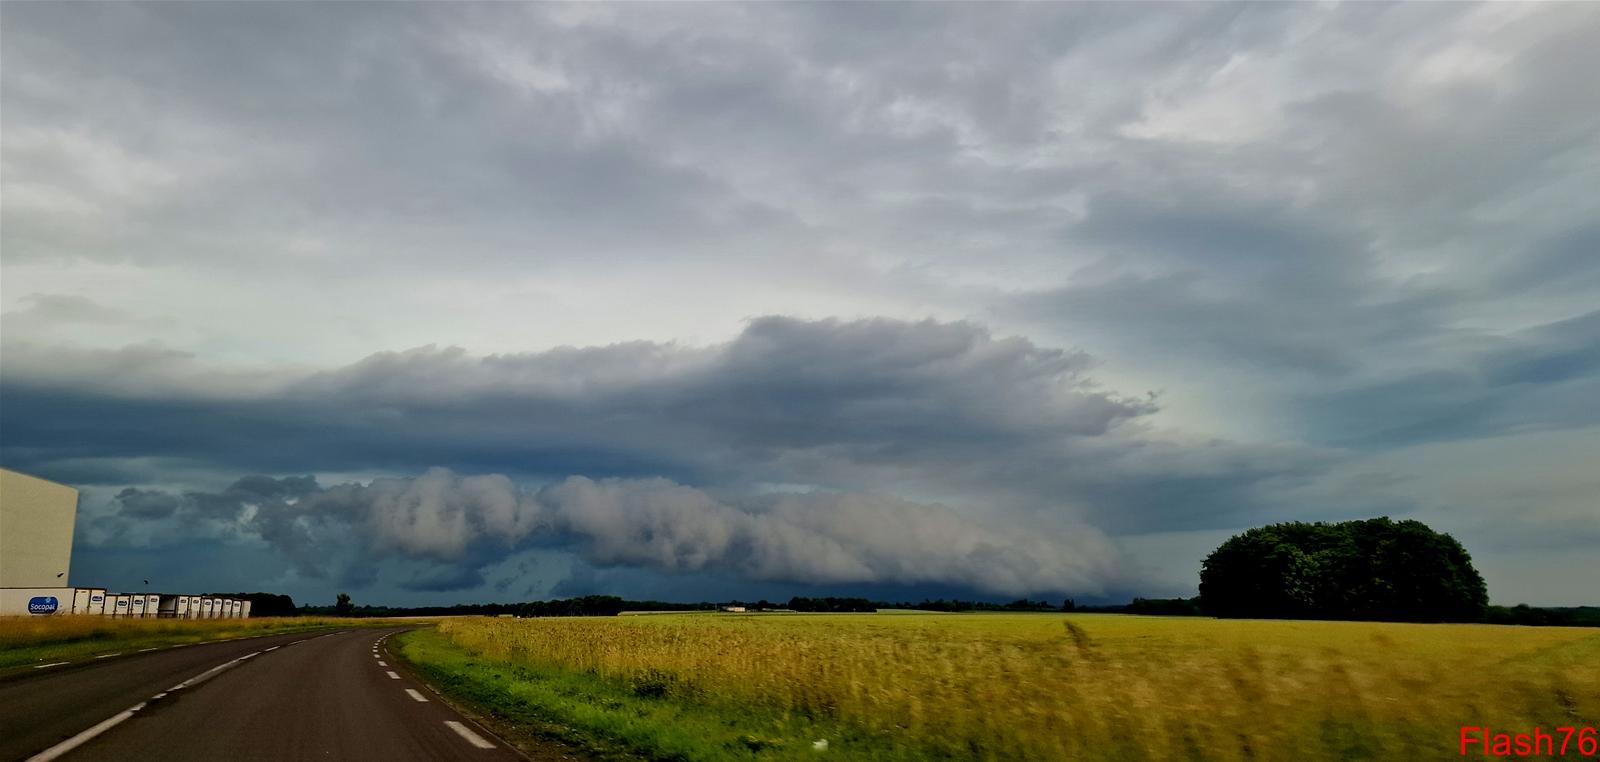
{"left": 432, "top": 612, "right": 1600, "bottom": 760}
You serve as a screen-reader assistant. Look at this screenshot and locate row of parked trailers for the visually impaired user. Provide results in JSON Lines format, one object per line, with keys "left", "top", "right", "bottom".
{"left": 0, "top": 587, "right": 251, "bottom": 618}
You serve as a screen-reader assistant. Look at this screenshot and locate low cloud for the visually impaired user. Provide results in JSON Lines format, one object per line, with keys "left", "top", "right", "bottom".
{"left": 113, "top": 487, "right": 181, "bottom": 519}
{"left": 122, "top": 469, "right": 1119, "bottom": 597}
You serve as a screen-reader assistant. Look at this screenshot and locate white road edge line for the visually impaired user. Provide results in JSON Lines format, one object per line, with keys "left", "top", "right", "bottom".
{"left": 386, "top": 671, "right": 401, "bottom": 679}
{"left": 444, "top": 721, "right": 496, "bottom": 749}
{"left": 33, "top": 662, "right": 70, "bottom": 669}
{"left": 405, "top": 688, "right": 428, "bottom": 702}
{"left": 25, "top": 702, "right": 146, "bottom": 762}
{"left": 167, "top": 651, "right": 263, "bottom": 692}
{"left": 138, "top": 647, "right": 159, "bottom": 652}
{"left": 93, "top": 654, "right": 120, "bottom": 659}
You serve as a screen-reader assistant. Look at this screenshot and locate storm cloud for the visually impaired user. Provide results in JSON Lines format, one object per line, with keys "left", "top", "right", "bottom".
{"left": 4, "top": 3, "right": 1597, "bottom": 605}
{"left": 115, "top": 469, "right": 1118, "bottom": 596}
{"left": 4, "top": 314, "right": 1361, "bottom": 544}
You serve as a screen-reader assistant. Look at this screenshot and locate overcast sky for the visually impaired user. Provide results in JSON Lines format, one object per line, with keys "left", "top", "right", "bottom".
{"left": 3, "top": 2, "right": 1596, "bottom": 607}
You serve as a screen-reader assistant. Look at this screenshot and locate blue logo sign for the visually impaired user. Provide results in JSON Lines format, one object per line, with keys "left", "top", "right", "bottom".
{"left": 92, "top": 594, "right": 104, "bottom": 603}
{"left": 27, "top": 596, "right": 60, "bottom": 614}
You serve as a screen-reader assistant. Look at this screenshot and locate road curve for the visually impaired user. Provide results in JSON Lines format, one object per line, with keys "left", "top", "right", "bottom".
{"left": 1, "top": 628, "right": 528, "bottom": 761}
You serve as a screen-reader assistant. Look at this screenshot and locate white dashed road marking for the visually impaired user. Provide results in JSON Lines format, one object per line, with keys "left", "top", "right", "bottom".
{"left": 378, "top": 660, "right": 387, "bottom": 666}
{"left": 26, "top": 703, "right": 146, "bottom": 762}
{"left": 405, "top": 688, "right": 428, "bottom": 702}
{"left": 444, "top": 721, "right": 496, "bottom": 749}
{"left": 167, "top": 652, "right": 260, "bottom": 692}
{"left": 33, "top": 662, "right": 70, "bottom": 669}
{"left": 386, "top": 671, "right": 400, "bottom": 679}
{"left": 94, "top": 654, "right": 120, "bottom": 659}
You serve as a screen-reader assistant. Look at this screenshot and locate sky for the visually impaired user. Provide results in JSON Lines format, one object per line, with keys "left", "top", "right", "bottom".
{"left": 2, "top": 2, "right": 1596, "bottom": 607}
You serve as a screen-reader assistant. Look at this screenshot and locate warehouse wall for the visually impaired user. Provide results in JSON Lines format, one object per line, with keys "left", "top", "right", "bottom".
{"left": 0, "top": 468, "right": 80, "bottom": 588}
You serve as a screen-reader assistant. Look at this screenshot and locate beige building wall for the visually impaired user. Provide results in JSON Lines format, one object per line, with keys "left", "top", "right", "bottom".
{"left": 0, "top": 468, "right": 80, "bottom": 587}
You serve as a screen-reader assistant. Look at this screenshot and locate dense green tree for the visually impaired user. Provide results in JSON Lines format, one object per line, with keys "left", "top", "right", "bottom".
{"left": 335, "top": 592, "right": 354, "bottom": 617}
{"left": 1199, "top": 518, "right": 1487, "bottom": 622}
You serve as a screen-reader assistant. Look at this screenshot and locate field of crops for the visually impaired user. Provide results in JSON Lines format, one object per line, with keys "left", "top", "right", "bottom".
{"left": 406, "top": 612, "right": 1600, "bottom": 760}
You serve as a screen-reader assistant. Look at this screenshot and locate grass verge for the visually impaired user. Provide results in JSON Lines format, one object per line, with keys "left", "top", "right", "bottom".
{"left": 0, "top": 615, "right": 404, "bottom": 674}
{"left": 393, "top": 627, "right": 914, "bottom": 761}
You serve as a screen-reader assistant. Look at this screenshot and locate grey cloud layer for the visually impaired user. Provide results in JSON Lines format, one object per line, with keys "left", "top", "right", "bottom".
{"left": 116, "top": 469, "right": 1118, "bottom": 596}
{"left": 4, "top": 316, "right": 1150, "bottom": 458}
{"left": 4, "top": 3, "right": 1598, "bottom": 603}
{"left": 5, "top": 315, "right": 1366, "bottom": 541}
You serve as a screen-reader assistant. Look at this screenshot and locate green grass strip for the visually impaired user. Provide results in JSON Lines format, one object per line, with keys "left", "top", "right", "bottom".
{"left": 392, "top": 628, "right": 927, "bottom": 761}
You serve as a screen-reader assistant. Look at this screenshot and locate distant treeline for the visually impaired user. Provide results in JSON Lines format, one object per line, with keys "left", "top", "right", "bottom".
{"left": 288, "top": 593, "right": 1596, "bottom": 627}
{"left": 886, "top": 598, "right": 1067, "bottom": 613}
{"left": 1483, "top": 605, "right": 1600, "bottom": 628}
{"left": 299, "top": 595, "right": 652, "bottom": 618}
{"left": 726, "top": 597, "right": 1068, "bottom": 612}
{"left": 788, "top": 596, "right": 1206, "bottom": 615}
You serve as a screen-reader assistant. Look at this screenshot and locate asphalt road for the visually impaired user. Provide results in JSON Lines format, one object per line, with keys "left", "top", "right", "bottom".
{"left": 0, "top": 628, "right": 527, "bottom": 761}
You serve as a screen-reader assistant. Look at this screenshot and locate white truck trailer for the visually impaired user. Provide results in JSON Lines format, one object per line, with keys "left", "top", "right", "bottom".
{"left": 84, "top": 588, "right": 108, "bottom": 615}
{"left": 186, "top": 595, "right": 202, "bottom": 618}
{"left": 200, "top": 598, "right": 214, "bottom": 618}
{"left": 0, "top": 587, "right": 74, "bottom": 616}
{"left": 110, "top": 595, "right": 130, "bottom": 617}
{"left": 241, "top": 600, "right": 253, "bottom": 618}
{"left": 129, "top": 594, "right": 148, "bottom": 618}
{"left": 71, "top": 587, "right": 109, "bottom": 614}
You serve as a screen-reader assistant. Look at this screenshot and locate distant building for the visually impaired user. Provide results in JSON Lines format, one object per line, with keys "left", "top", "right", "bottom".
{"left": 0, "top": 468, "right": 80, "bottom": 588}
{"left": 723, "top": 606, "right": 747, "bottom": 613}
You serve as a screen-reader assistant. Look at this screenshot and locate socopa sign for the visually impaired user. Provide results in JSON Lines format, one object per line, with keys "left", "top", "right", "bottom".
{"left": 28, "top": 596, "right": 61, "bottom": 614}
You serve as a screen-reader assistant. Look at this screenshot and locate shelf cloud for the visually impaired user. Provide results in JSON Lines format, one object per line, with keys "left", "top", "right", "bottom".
{"left": 113, "top": 469, "right": 1120, "bottom": 596}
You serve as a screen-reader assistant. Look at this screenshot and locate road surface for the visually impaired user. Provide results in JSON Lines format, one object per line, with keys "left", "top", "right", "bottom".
{"left": 0, "top": 628, "right": 530, "bottom": 761}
